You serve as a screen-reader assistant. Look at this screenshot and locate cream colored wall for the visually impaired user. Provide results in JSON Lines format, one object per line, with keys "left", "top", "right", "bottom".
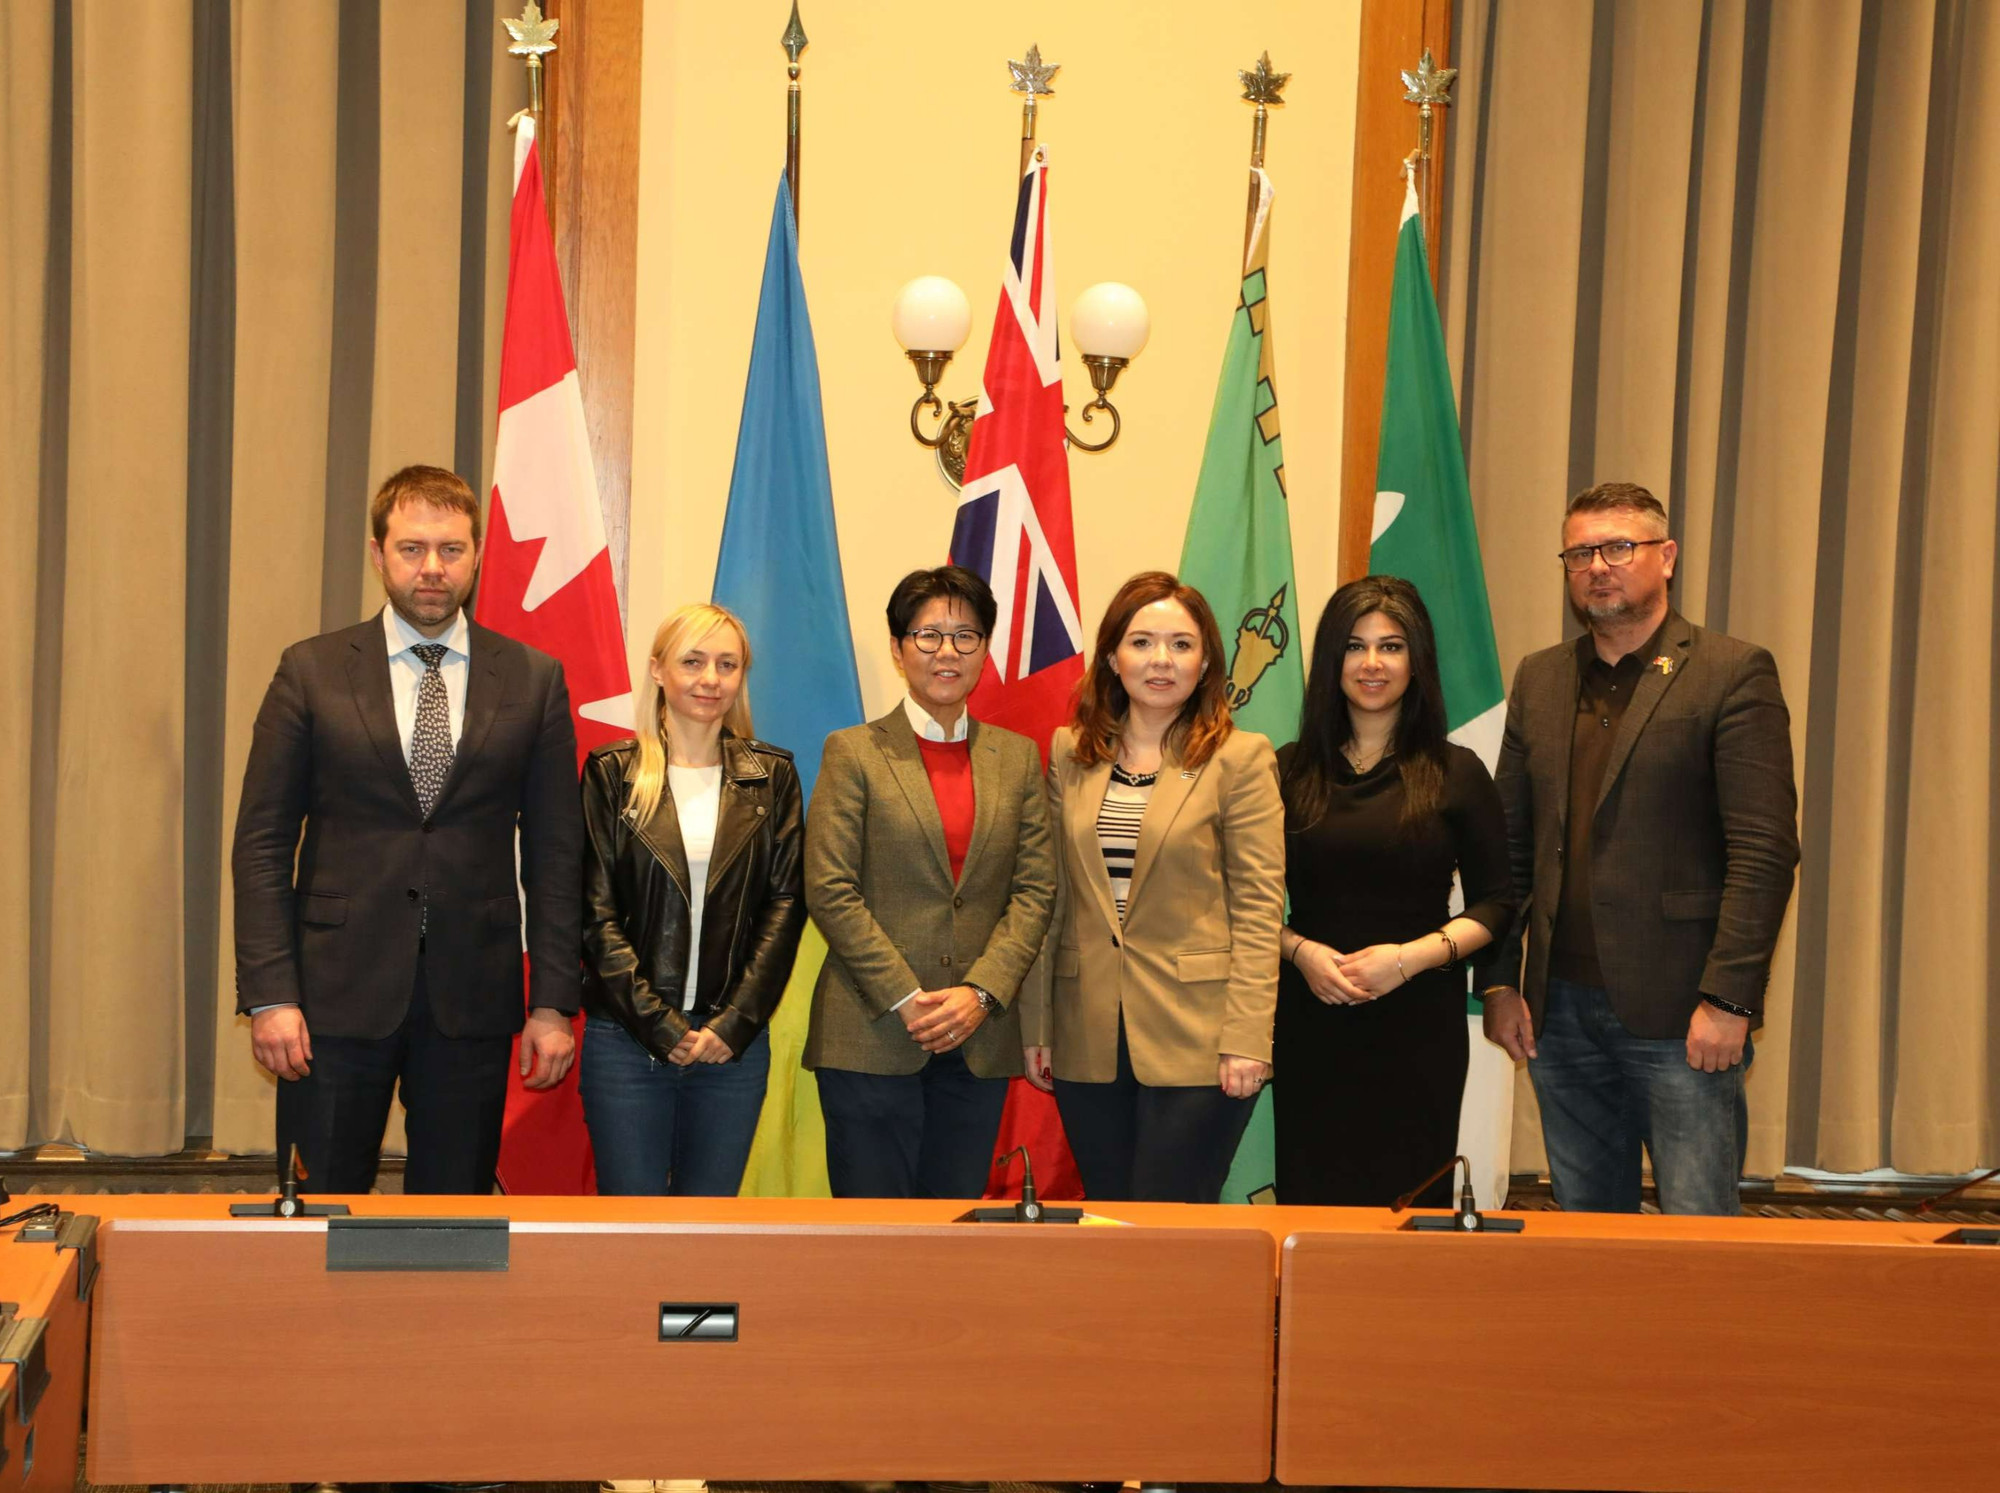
{"left": 631, "top": 0, "right": 1360, "bottom": 723}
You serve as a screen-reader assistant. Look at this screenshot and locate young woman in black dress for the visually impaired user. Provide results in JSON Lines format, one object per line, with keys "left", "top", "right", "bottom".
{"left": 1273, "top": 576, "right": 1515, "bottom": 1207}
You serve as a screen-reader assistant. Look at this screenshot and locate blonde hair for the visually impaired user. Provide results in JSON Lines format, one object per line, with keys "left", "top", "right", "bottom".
{"left": 627, "top": 604, "right": 755, "bottom": 825}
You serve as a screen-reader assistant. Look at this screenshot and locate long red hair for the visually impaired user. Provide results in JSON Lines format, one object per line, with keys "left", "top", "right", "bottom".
{"left": 1068, "top": 571, "right": 1234, "bottom": 770}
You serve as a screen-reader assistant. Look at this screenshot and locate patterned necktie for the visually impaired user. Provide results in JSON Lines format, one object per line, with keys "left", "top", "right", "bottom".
{"left": 408, "top": 643, "right": 454, "bottom": 818}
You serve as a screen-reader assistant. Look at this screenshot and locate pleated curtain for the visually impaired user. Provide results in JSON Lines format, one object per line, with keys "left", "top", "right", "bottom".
{"left": 1, "top": 0, "right": 525, "bottom": 1157}
{"left": 1443, "top": 0, "right": 1999, "bottom": 1177}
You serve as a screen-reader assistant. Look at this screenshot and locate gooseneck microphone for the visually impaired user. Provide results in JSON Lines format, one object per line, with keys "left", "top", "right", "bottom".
{"left": 1391, "top": 1154, "right": 1522, "bottom": 1233}
{"left": 1391, "top": 1153, "right": 1468, "bottom": 1214}
{"left": 953, "top": 1147, "right": 1082, "bottom": 1223}
{"left": 996, "top": 1144, "right": 1044, "bottom": 1222}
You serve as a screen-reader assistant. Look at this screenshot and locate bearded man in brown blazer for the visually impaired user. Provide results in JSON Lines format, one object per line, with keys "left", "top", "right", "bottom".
{"left": 804, "top": 567, "right": 1056, "bottom": 1199}
{"left": 1479, "top": 482, "right": 1799, "bottom": 1216}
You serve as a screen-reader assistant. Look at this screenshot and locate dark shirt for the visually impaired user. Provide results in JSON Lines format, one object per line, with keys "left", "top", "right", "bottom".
{"left": 1548, "top": 619, "right": 1669, "bottom": 986}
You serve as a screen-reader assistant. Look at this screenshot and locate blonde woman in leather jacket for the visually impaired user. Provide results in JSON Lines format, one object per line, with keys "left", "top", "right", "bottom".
{"left": 579, "top": 603, "right": 804, "bottom": 1196}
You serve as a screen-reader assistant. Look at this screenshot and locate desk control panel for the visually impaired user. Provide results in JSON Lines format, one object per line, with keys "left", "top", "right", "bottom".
{"left": 658, "top": 1303, "right": 738, "bottom": 1342}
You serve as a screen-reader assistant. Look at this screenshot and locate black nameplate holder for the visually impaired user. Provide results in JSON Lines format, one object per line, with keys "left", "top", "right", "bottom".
{"left": 324, "top": 1215, "right": 510, "bottom": 1272}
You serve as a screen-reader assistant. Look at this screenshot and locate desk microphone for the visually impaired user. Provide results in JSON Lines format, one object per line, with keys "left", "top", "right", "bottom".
{"left": 228, "top": 1144, "right": 349, "bottom": 1218}
{"left": 953, "top": 1147, "right": 1081, "bottom": 1223}
{"left": 1392, "top": 1154, "right": 1520, "bottom": 1233}
{"left": 996, "top": 1144, "right": 1044, "bottom": 1222}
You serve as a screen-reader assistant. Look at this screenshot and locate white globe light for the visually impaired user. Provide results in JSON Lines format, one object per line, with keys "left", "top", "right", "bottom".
{"left": 1071, "top": 282, "right": 1150, "bottom": 361}
{"left": 890, "top": 276, "right": 972, "bottom": 353}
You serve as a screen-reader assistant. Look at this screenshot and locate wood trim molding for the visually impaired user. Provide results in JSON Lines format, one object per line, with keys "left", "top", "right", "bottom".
{"left": 544, "top": 0, "right": 642, "bottom": 612}
{"left": 1339, "top": 0, "right": 1452, "bottom": 584}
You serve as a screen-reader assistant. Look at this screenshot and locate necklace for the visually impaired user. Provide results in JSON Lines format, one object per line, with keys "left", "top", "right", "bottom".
{"left": 1343, "top": 742, "right": 1391, "bottom": 773}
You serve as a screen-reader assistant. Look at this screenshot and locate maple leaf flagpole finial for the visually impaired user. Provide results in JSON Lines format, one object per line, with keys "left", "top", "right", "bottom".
{"left": 503, "top": 2, "right": 560, "bottom": 121}
{"left": 1239, "top": 51, "right": 1290, "bottom": 106}
{"left": 1008, "top": 43, "right": 1059, "bottom": 97}
{"left": 1008, "top": 44, "right": 1060, "bottom": 177}
{"left": 1400, "top": 46, "right": 1458, "bottom": 163}
{"left": 1237, "top": 53, "right": 1289, "bottom": 262}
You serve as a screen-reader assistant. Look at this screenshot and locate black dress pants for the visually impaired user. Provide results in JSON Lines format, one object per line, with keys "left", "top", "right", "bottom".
{"left": 815, "top": 1048, "right": 1009, "bottom": 1199}
{"left": 1053, "top": 1015, "right": 1256, "bottom": 1204}
{"left": 275, "top": 963, "right": 514, "bottom": 1195}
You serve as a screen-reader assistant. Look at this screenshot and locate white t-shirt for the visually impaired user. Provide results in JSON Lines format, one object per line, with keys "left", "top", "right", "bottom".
{"left": 668, "top": 763, "right": 724, "bottom": 1010}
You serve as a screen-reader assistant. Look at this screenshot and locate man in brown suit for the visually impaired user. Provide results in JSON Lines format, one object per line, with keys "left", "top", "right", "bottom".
{"left": 1480, "top": 482, "right": 1799, "bottom": 1215}
{"left": 804, "top": 567, "right": 1057, "bottom": 1198}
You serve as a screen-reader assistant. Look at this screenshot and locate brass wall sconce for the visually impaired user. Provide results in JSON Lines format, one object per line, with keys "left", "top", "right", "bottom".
{"left": 892, "top": 276, "right": 1151, "bottom": 487}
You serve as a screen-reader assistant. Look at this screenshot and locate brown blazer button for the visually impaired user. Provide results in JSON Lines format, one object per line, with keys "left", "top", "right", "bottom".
{"left": 953, "top": 895, "right": 964, "bottom": 908}
{"left": 940, "top": 955, "right": 953, "bottom": 967}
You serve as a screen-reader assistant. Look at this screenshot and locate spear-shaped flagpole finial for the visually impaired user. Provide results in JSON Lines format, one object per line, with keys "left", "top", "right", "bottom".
{"left": 504, "top": 1, "right": 560, "bottom": 120}
{"left": 782, "top": 1, "right": 808, "bottom": 66}
{"left": 783, "top": 2, "right": 808, "bottom": 229}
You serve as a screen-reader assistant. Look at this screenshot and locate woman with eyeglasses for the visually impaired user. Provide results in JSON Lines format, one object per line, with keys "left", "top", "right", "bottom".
{"left": 1021, "top": 571, "right": 1285, "bottom": 1204}
{"left": 1273, "top": 577, "right": 1514, "bottom": 1207}
{"left": 803, "top": 565, "right": 1057, "bottom": 1198}
{"left": 579, "top": 603, "right": 806, "bottom": 1197}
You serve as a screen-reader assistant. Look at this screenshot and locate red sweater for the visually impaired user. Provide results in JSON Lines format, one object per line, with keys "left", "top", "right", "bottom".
{"left": 915, "top": 737, "right": 975, "bottom": 882}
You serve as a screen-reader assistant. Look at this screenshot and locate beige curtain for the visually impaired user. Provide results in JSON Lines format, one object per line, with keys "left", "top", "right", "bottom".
{"left": 1, "top": 0, "right": 523, "bottom": 1158}
{"left": 1445, "top": 0, "right": 1999, "bottom": 1177}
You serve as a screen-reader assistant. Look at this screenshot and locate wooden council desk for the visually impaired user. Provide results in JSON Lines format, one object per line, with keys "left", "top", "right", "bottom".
{"left": 1275, "top": 1208, "right": 2000, "bottom": 1492}
{"left": 72, "top": 1195, "right": 1277, "bottom": 1486}
{"left": 21, "top": 1194, "right": 1998, "bottom": 1490}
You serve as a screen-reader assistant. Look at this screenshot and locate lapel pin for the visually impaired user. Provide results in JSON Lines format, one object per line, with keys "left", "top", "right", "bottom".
{"left": 1653, "top": 655, "right": 1674, "bottom": 677}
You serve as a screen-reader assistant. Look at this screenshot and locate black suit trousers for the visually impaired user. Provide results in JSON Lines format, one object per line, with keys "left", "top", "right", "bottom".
{"left": 274, "top": 962, "right": 513, "bottom": 1195}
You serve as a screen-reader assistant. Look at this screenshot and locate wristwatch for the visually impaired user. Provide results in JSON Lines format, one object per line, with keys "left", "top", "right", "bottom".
{"left": 1701, "top": 992, "right": 1758, "bottom": 1019}
{"left": 969, "top": 984, "right": 1001, "bottom": 1014}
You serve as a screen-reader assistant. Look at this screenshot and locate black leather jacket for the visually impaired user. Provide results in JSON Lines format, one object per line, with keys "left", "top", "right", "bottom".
{"left": 580, "top": 733, "right": 806, "bottom": 1061}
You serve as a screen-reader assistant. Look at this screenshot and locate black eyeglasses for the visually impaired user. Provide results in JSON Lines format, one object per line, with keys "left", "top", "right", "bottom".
{"left": 904, "top": 627, "right": 988, "bottom": 655}
{"left": 1559, "top": 538, "right": 1669, "bottom": 572}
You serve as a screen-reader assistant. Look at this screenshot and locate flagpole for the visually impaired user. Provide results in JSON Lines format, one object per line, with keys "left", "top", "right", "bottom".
{"left": 1008, "top": 44, "right": 1059, "bottom": 177}
{"left": 1238, "top": 53, "right": 1289, "bottom": 266}
{"left": 782, "top": 3, "right": 807, "bottom": 232}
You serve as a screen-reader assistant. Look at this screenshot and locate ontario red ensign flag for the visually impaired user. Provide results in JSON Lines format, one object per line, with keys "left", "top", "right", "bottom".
{"left": 950, "top": 145, "right": 1084, "bottom": 1200}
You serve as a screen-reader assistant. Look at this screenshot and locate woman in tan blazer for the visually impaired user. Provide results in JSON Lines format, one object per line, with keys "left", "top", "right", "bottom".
{"left": 1021, "top": 572, "right": 1285, "bottom": 1203}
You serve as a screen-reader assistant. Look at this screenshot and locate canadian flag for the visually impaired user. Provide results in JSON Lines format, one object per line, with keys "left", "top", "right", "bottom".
{"left": 476, "top": 115, "right": 632, "bottom": 1194}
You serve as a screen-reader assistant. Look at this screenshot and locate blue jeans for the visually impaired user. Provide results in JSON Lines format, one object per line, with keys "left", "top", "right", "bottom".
{"left": 578, "top": 1016, "right": 770, "bottom": 1196}
{"left": 1529, "top": 978, "right": 1750, "bottom": 1215}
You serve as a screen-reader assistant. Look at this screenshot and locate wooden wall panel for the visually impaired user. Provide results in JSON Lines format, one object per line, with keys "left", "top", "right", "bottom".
{"left": 544, "top": 0, "right": 642, "bottom": 612}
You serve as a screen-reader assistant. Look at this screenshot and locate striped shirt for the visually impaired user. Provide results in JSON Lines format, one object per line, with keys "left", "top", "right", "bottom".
{"left": 1097, "top": 763, "right": 1157, "bottom": 922}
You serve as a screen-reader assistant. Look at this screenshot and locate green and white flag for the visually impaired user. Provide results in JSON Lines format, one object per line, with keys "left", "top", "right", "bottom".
{"left": 1179, "top": 167, "right": 1301, "bottom": 1203}
{"left": 1369, "top": 172, "right": 1513, "bottom": 1207}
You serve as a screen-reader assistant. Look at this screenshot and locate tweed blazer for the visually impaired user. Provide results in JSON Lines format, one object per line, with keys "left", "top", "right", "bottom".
{"left": 802, "top": 707, "right": 1056, "bottom": 1078}
{"left": 1021, "top": 725, "right": 1285, "bottom": 1087}
{"left": 1478, "top": 609, "right": 1800, "bottom": 1039}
